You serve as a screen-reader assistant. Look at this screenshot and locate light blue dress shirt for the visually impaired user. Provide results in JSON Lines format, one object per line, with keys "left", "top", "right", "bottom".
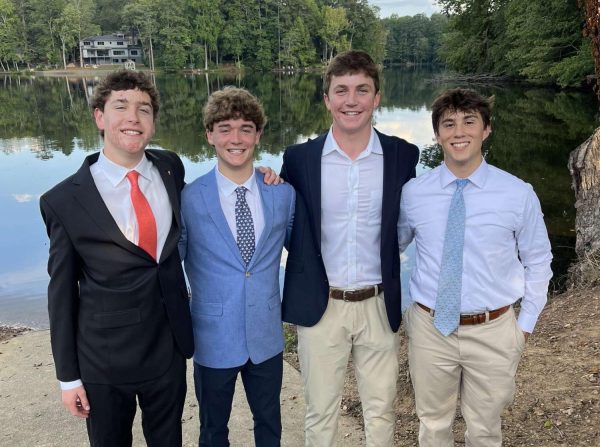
{"left": 398, "top": 160, "right": 553, "bottom": 333}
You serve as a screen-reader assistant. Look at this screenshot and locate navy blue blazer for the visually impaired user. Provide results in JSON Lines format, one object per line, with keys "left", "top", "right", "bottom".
{"left": 280, "top": 130, "right": 419, "bottom": 332}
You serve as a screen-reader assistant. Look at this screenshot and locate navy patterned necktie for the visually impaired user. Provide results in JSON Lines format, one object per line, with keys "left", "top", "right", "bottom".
{"left": 235, "top": 186, "right": 255, "bottom": 265}
{"left": 434, "top": 179, "right": 469, "bottom": 336}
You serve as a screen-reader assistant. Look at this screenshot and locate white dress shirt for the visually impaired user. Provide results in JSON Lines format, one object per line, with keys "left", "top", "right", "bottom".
{"left": 215, "top": 168, "right": 265, "bottom": 249}
{"left": 321, "top": 128, "right": 384, "bottom": 288}
{"left": 60, "top": 150, "right": 173, "bottom": 391}
{"left": 398, "top": 160, "right": 552, "bottom": 333}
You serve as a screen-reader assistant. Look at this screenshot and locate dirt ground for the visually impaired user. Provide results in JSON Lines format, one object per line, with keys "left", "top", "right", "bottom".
{"left": 285, "top": 286, "right": 600, "bottom": 446}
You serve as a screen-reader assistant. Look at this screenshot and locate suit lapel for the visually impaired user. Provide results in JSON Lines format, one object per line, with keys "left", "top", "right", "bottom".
{"left": 305, "top": 134, "right": 325, "bottom": 249}
{"left": 251, "top": 172, "right": 274, "bottom": 268}
{"left": 72, "top": 153, "right": 148, "bottom": 259}
{"left": 146, "top": 151, "right": 181, "bottom": 262}
{"left": 200, "top": 169, "right": 246, "bottom": 266}
{"left": 378, "top": 130, "right": 399, "bottom": 247}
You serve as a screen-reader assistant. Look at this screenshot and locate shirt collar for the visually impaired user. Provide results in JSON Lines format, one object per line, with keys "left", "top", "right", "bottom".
{"left": 97, "top": 150, "right": 153, "bottom": 187}
{"left": 322, "top": 127, "right": 382, "bottom": 159}
{"left": 440, "top": 158, "right": 488, "bottom": 189}
{"left": 215, "top": 166, "right": 258, "bottom": 198}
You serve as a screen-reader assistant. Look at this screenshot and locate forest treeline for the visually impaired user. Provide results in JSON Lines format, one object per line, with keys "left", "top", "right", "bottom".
{"left": 0, "top": 0, "right": 594, "bottom": 87}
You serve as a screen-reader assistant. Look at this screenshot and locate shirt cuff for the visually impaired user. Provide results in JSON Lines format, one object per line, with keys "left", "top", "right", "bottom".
{"left": 60, "top": 379, "right": 83, "bottom": 390}
{"left": 516, "top": 309, "right": 539, "bottom": 333}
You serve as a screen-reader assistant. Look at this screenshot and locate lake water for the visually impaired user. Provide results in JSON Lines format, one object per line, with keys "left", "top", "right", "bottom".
{"left": 0, "top": 69, "right": 597, "bottom": 328}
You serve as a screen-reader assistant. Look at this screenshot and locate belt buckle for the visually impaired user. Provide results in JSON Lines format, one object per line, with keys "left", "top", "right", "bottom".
{"left": 342, "top": 289, "right": 357, "bottom": 302}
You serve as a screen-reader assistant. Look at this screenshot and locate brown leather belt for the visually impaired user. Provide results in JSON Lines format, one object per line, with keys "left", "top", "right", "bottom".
{"left": 417, "top": 303, "right": 510, "bottom": 325}
{"left": 329, "top": 284, "right": 383, "bottom": 302}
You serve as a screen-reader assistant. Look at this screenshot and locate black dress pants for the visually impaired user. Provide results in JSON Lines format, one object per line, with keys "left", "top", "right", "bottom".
{"left": 194, "top": 352, "right": 283, "bottom": 447}
{"left": 84, "top": 352, "right": 186, "bottom": 447}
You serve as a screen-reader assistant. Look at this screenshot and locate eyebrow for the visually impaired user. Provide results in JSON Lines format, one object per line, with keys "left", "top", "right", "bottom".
{"left": 111, "top": 98, "right": 152, "bottom": 108}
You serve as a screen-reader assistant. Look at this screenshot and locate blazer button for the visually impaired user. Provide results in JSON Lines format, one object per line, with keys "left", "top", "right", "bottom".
{"left": 246, "top": 272, "right": 251, "bottom": 278}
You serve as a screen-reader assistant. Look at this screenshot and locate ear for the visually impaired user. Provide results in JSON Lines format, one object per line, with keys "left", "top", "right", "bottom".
{"left": 206, "top": 130, "right": 214, "bottom": 146}
{"left": 324, "top": 93, "right": 331, "bottom": 112}
{"left": 374, "top": 91, "right": 381, "bottom": 108}
{"left": 254, "top": 130, "right": 262, "bottom": 146}
{"left": 94, "top": 108, "right": 105, "bottom": 131}
{"left": 482, "top": 125, "right": 492, "bottom": 141}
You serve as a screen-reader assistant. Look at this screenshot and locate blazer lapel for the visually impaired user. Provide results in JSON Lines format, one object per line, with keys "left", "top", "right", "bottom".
{"left": 72, "top": 153, "right": 147, "bottom": 258}
{"left": 251, "top": 172, "right": 274, "bottom": 268}
{"left": 146, "top": 151, "right": 181, "bottom": 262}
{"left": 305, "top": 134, "right": 325, "bottom": 249}
{"left": 378, "top": 131, "right": 399, "bottom": 245}
{"left": 200, "top": 169, "right": 245, "bottom": 266}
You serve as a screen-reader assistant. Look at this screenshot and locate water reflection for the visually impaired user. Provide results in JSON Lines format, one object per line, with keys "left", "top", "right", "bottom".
{"left": 0, "top": 69, "right": 596, "bottom": 327}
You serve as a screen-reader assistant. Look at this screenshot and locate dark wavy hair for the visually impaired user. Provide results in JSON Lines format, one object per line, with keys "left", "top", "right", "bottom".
{"left": 431, "top": 88, "right": 494, "bottom": 135}
{"left": 323, "top": 50, "right": 380, "bottom": 96}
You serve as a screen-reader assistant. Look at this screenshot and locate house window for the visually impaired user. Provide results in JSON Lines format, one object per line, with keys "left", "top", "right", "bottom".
{"left": 113, "top": 50, "right": 125, "bottom": 55}
{"left": 112, "top": 59, "right": 119, "bottom": 63}
{"left": 130, "top": 50, "right": 138, "bottom": 55}
{"left": 83, "top": 41, "right": 91, "bottom": 45}
{"left": 97, "top": 50, "right": 109, "bottom": 56}
{"left": 117, "top": 41, "right": 124, "bottom": 45}
{"left": 97, "top": 41, "right": 104, "bottom": 45}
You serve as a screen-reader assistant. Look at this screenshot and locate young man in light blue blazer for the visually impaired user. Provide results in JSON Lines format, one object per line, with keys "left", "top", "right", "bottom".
{"left": 179, "top": 87, "right": 295, "bottom": 446}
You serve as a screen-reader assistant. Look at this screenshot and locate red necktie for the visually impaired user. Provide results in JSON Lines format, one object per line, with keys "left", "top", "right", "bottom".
{"left": 126, "top": 171, "right": 157, "bottom": 260}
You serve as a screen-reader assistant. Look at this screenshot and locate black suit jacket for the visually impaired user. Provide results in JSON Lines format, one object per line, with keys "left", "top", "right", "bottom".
{"left": 40, "top": 149, "right": 193, "bottom": 385}
{"left": 281, "top": 130, "right": 419, "bottom": 332}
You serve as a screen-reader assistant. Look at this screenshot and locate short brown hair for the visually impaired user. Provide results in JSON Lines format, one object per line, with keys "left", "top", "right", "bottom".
{"left": 323, "top": 50, "right": 380, "bottom": 96}
{"left": 203, "top": 87, "right": 267, "bottom": 132}
{"left": 91, "top": 70, "right": 160, "bottom": 120}
{"left": 431, "top": 88, "right": 494, "bottom": 135}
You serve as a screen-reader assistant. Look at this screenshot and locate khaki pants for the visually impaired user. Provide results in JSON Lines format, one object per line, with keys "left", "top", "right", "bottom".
{"left": 404, "top": 303, "right": 526, "bottom": 447}
{"left": 297, "top": 292, "right": 399, "bottom": 447}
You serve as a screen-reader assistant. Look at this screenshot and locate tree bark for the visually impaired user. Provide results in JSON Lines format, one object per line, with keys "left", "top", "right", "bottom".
{"left": 569, "top": 129, "right": 600, "bottom": 257}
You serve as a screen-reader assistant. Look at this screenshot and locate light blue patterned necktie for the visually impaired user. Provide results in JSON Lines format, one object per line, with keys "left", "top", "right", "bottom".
{"left": 434, "top": 179, "right": 469, "bottom": 336}
{"left": 235, "top": 186, "right": 255, "bottom": 266}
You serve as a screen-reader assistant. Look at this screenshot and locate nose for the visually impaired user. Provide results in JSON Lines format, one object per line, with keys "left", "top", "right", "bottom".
{"left": 346, "top": 90, "right": 358, "bottom": 106}
{"left": 454, "top": 122, "right": 466, "bottom": 136}
{"left": 231, "top": 129, "right": 243, "bottom": 144}
{"left": 125, "top": 108, "right": 140, "bottom": 123}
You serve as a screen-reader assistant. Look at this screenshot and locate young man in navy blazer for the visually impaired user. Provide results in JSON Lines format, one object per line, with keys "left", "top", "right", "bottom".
{"left": 179, "top": 87, "right": 295, "bottom": 446}
{"left": 281, "top": 50, "right": 420, "bottom": 445}
{"left": 40, "top": 70, "right": 194, "bottom": 446}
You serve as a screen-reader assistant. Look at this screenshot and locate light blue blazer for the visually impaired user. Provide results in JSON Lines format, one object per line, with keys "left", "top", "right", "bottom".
{"left": 180, "top": 168, "right": 295, "bottom": 368}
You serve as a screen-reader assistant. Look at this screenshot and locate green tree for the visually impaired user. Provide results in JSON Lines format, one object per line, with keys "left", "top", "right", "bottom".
{"left": 281, "top": 16, "right": 315, "bottom": 67}
{"left": 122, "top": 0, "right": 160, "bottom": 69}
{"left": 321, "top": 5, "right": 348, "bottom": 60}
{"left": 0, "top": 0, "right": 19, "bottom": 69}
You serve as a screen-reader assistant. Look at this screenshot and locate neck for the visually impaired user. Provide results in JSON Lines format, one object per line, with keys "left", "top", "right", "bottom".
{"left": 102, "top": 148, "right": 145, "bottom": 169}
{"left": 218, "top": 162, "right": 254, "bottom": 185}
{"left": 445, "top": 158, "right": 482, "bottom": 179}
{"left": 331, "top": 125, "right": 371, "bottom": 161}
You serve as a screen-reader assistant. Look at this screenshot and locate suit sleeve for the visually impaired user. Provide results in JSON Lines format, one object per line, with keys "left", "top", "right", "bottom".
{"left": 40, "top": 196, "right": 81, "bottom": 382}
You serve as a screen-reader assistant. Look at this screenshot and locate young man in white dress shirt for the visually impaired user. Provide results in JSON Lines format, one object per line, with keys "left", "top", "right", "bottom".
{"left": 398, "top": 88, "right": 553, "bottom": 446}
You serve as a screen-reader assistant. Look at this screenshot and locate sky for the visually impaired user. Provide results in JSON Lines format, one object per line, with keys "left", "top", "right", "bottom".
{"left": 370, "top": 0, "right": 441, "bottom": 17}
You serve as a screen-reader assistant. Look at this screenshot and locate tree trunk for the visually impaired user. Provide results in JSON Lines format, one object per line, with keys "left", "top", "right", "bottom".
{"left": 204, "top": 43, "right": 208, "bottom": 71}
{"left": 61, "top": 38, "right": 67, "bottom": 69}
{"left": 568, "top": 126, "right": 600, "bottom": 285}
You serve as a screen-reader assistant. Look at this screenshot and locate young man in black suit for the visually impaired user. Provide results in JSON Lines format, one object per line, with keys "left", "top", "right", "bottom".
{"left": 40, "top": 70, "right": 194, "bottom": 446}
{"left": 281, "top": 50, "right": 419, "bottom": 446}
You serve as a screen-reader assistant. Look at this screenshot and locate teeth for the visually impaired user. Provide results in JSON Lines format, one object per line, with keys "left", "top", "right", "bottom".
{"left": 228, "top": 149, "right": 244, "bottom": 154}
{"left": 452, "top": 142, "right": 468, "bottom": 148}
{"left": 122, "top": 130, "right": 141, "bottom": 135}
{"left": 344, "top": 112, "right": 359, "bottom": 116}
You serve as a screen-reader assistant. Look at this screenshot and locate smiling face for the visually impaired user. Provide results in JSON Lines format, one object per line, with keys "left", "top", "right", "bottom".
{"left": 324, "top": 72, "right": 381, "bottom": 140}
{"left": 207, "top": 118, "right": 261, "bottom": 182}
{"left": 94, "top": 88, "right": 155, "bottom": 168}
{"left": 436, "top": 109, "right": 491, "bottom": 178}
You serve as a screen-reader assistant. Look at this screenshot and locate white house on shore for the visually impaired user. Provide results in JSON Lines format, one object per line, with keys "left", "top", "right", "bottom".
{"left": 80, "top": 33, "right": 143, "bottom": 66}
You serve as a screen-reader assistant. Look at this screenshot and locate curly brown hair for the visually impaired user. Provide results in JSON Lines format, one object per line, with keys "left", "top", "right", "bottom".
{"left": 203, "top": 86, "right": 267, "bottom": 132}
{"left": 91, "top": 70, "right": 160, "bottom": 120}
